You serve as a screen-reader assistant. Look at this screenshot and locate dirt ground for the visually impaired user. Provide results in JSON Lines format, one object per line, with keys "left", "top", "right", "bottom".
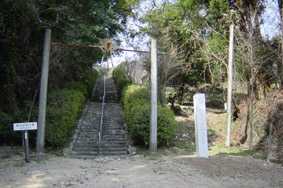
{"left": 1, "top": 90, "right": 282, "bottom": 188}
{"left": 0, "top": 152, "right": 283, "bottom": 188}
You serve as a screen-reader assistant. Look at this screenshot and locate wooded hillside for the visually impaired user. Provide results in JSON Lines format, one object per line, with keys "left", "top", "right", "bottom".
{"left": 0, "top": 0, "right": 138, "bottom": 146}
{"left": 120, "top": 0, "right": 283, "bottom": 160}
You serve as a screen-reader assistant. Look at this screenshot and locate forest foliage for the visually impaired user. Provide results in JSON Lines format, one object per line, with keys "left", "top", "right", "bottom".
{"left": 0, "top": 0, "right": 138, "bottom": 146}
{"left": 121, "top": 0, "right": 283, "bottom": 155}
{"left": 1, "top": 0, "right": 283, "bottom": 156}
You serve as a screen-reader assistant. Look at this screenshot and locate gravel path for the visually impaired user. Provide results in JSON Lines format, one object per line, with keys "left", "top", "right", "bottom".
{"left": 1, "top": 153, "right": 282, "bottom": 188}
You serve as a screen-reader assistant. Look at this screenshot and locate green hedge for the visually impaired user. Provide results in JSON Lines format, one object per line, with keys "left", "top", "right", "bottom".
{"left": 112, "top": 63, "right": 126, "bottom": 85}
{"left": 112, "top": 63, "right": 132, "bottom": 98}
{"left": 112, "top": 65, "right": 176, "bottom": 146}
{"left": 45, "top": 87, "right": 86, "bottom": 148}
{"left": 80, "top": 68, "right": 99, "bottom": 97}
{"left": 66, "top": 81, "right": 88, "bottom": 97}
{"left": 117, "top": 78, "right": 132, "bottom": 98}
{"left": 0, "top": 68, "right": 99, "bottom": 148}
{"left": 122, "top": 84, "right": 150, "bottom": 111}
{"left": 45, "top": 68, "right": 98, "bottom": 148}
{"left": 122, "top": 85, "right": 176, "bottom": 146}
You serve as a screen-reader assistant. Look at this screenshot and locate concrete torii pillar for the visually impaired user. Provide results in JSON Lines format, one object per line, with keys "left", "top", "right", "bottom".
{"left": 150, "top": 39, "right": 158, "bottom": 153}
{"left": 36, "top": 29, "right": 51, "bottom": 154}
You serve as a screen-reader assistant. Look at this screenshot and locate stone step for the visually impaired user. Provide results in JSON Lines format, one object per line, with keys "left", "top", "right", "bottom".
{"left": 102, "top": 133, "right": 125, "bottom": 137}
{"left": 72, "top": 145, "right": 99, "bottom": 150}
{"left": 76, "top": 137, "right": 97, "bottom": 140}
{"left": 100, "top": 142, "right": 127, "bottom": 146}
{"left": 75, "top": 137, "right": 98, "bottom": 141}
{"left": 105, "top": 100, "right": 118, "bottom": 103}
{"left": 103, "top": 122, "right": 123, "bottom": 124}
{"left": 103, "top": 134, "right": 125, "bottom": 137}
{"left": 101, "top": 145, "right": 127, "bottom": 149}
{"left": 74, "top": 139, "right": 98, "bottom": 143}
{"left": 103, "top": 129, "right": 124, "bottom": 132}
{"left": 78, "top": 129, "right": 99, "bottom": 132}
{"left": 102, "top": 138, "right": 126, "bottom": 142}
{"left": 102, "top": 134, "right": 125, "bottom": 138}
{"left": 103, "top": 120, "right": 123, "bottom": 123}
{"left": 102, "top": 135, "right": 125, "bottom": 139}
{"left": 75, "top": 137, "right": 97, "bottom": 140}
{"left": 99, "top": 148, "right": 127, "bottom": 153}
{"left": 70, "top": 150, "right": 127, "bottom": 157}
{"left": 73, "top": 144, "right": 126, "bottom": 151}
{"left": 70, "top": 151, "right": 99, "bottom": 156}
{"left": 71, "top": 147, "right": 127, "bottom": 153}
{"left": 70, "top": 76, "right": 127, "bottom": 157}
{"left": 103, "top": 125, "right": 123, "bottom": 129}
{"left": 79, "top": 127, "right": 99, "bottom": 130}
{"left": 100, "top": 151, "right": 128, "bottom": 156}
{"left": 80, "top": 121, "right": 100, "bottom": 125}
{"left": 103, "top": 126, "right": 123, "bottom": 129}
{"left": 77, "top": 129, "right": 98, "bottom": 132}
{"left": 73, "top": 141, "right": 97, "bottom": 145}
{"left": 77, "top": 132, "right": 98, "bottom": 135}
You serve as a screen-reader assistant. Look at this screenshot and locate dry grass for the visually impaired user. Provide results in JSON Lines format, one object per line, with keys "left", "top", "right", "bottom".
{"left": 172, "top": 84, "right": 283, "bottom": 162}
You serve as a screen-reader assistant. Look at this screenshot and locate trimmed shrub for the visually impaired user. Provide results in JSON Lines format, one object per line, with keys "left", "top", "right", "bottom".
{"left": 117, "top": 78, "right": 132, "bottom": 98}
{"left": 122, "top": 84, "right": 176, "bottom": 146}
{"left": 43, "top": 69, "right": 98, "bottom": 148}
{"left": 80, "top": 68, "right": 99, "bottom": 97}
{"left": 113, "top": 63, "right": 132, "bottom": 98}
{"left": 122, "top": 84, "right": 150, "bottom": 107}
{"left": 45, "top": 87, "right": 86, "bottom": 148}
{"left": 0, "top": 69, "right": 98, "bottom": 148}
{"left": 66, "top": 81, "right": 88, "bottom": 97}
{"left": 112, "top": 64, "right": 126, "bottom": 84}
{"left": 127, "top": 104, "right": 176, "bottom": 146}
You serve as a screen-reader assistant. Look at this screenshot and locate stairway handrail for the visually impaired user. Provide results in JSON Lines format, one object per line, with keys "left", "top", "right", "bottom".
{"left": 91, "top": 78, "right": 99, "bottom": 100}
{"left": 98, "top": 75, "right": 106, "bottom": 142}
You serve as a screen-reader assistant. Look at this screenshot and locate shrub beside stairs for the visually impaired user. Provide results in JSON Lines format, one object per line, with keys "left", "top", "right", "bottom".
{"left": 68, "top": 76, "right": 128, "bottom": 157}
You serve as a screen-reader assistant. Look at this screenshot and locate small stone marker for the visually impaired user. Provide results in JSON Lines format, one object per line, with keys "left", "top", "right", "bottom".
{"left": 193, "top": 94, "right": 208, "bottom": 158}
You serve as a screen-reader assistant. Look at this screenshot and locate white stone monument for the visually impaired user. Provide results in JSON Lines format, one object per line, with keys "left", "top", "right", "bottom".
{"left": 194, "top": 94, "right": 208, "bottom": 158}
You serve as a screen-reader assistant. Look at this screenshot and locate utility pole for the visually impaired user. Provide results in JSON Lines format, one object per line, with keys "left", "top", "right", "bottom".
{"left": 226, "top": 24, "right": 234, "bottom": 147}
{"left": 150, "top": 39, "right": 158, "bottom": 153}
{"left": 36, "top": 29, "right": 51, "bottom": 154}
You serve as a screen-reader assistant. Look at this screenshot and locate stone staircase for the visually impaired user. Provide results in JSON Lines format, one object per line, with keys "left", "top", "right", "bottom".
{"left": 69, "top": 75, "right": 127, "bottom": 157}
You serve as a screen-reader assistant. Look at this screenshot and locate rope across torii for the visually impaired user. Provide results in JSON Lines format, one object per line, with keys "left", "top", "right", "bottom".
{"left": 52, "top": 41, "right": 167, "bottom": 68}
{"left": 52, "top": 42, "right": 168, "bottom": 55}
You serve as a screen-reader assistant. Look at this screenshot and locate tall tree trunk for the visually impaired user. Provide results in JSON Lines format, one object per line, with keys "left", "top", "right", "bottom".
{"left": 240, "top": 83, "right": 251, "bottom": 144}
{"left": 249, "top": 74, "right": 256, "bottom": 150}
{"left": 249, "top": 15, "right": 255, "bottom": 150}
{"left": 278, "top": 0, "right": 283, "bottom": 89}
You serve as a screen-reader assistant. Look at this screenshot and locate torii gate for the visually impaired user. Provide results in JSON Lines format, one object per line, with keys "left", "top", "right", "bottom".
{"left": 36, "top": 29, "right": 165, "bottom": 156}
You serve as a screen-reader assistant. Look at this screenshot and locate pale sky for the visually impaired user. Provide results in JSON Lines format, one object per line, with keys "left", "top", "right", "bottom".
{"left": 260, "top": 0, "right": 281, "bottom": 39}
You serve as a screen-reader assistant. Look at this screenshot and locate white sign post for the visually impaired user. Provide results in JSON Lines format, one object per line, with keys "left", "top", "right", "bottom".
{"left": 193, "top": 94, "right": 209, "bottom": 158}
{"left": 13, "top": 122, "right": 37, "bottom": 163}
{"left": 13, "top": 122, "right": 37, "bottom": 131}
